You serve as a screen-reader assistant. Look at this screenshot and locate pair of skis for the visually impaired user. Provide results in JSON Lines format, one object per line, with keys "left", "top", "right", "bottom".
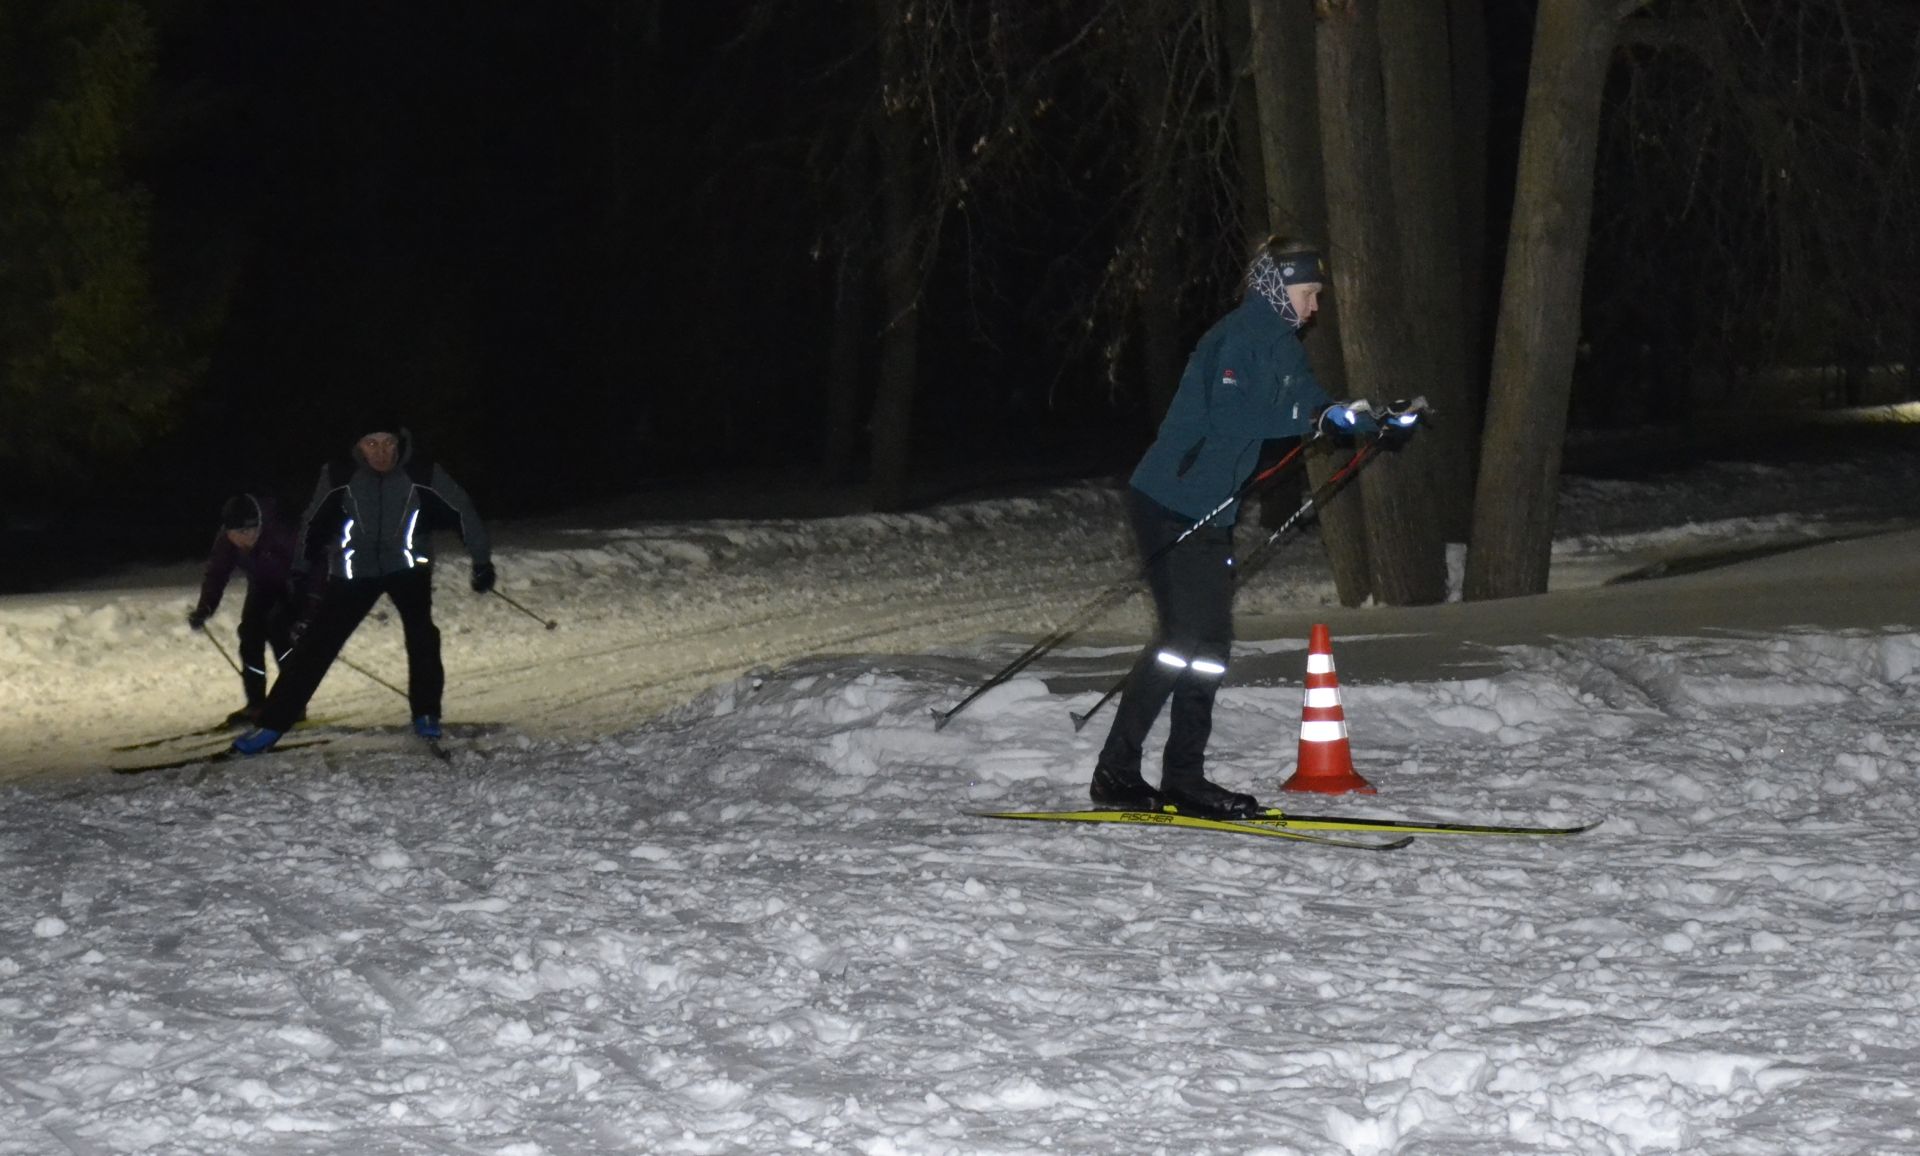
{"left": 112, "top": 727, "right": 454, "bottom": 775}
{"left": 112, "top": 737, "right": 336, "bottom": 775}
{"left": 975, "top": 804, "right": 1600, "bottom": 851}
{"left": 110, "top": 715, "right": 343, "bottom": 752}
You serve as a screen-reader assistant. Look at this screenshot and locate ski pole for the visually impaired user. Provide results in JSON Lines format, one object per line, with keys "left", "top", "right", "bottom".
{"left": 931, "top": 582, "right": 1143, "bottom": 730}
{"left": 492, "top": 588, "right": 558, "bottom": 630}
{"left": 200, "top": 627, "right": 244, "bottom": 676}
{"left": 338, "top": 654, "right": 410, "bottom": 702}
{"left": 931, "top": 438, "right": 1317, "bottom": 731}
{"left": 1157, "top": 436, "right": 1316, "bottom": 557}
{"left": 1237, "top": 441, "right": 1383, "bottom": 575}
{"left": 1068, "top": 437, "right": 1387, "bottom": 732}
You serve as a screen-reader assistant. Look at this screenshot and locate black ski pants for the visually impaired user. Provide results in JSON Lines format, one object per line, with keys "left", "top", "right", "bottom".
{"left": 258, "top": 568, "right": 443, "bottom": 731}
{"left": 235, "top": 583, "right": 299, "bottom": 707}
{"left": 1096, "top": 488, "right": 1235, "bottom": 785}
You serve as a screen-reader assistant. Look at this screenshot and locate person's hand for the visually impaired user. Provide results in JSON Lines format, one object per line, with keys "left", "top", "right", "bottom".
{"left": 1315, "top": 401, "right": 1377, "bottom": 437}
{"left": 288, "top": 592, "right": 323, "bottom": 646}
{"left": 470, "top": 560, "right": 496, "bottom": 595}
{"left": 188, "top": 609, "right": 209, "bottom": 631}
{"left": 1376, "top": 397, "right": 1431, "bottom": 446}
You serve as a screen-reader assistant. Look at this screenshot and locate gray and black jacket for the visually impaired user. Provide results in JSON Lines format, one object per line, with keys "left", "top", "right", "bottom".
{"left": 295, "top": 428, "right": 491, "bottom": 582}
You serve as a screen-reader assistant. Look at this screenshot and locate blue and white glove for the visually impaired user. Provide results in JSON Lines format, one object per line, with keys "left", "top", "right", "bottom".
{"left": 1378, "top": 397, "right": 1431, "bottom": 440}
{"left": 1315, "top": 400, "right": 1377, "bottom": 437}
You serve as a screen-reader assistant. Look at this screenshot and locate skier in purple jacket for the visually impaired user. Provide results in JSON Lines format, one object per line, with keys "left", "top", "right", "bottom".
{"left": 188, "top": 495, "right": 314, "bottom": 725}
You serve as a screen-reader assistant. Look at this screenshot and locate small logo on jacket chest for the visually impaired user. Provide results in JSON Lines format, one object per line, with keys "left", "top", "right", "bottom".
{"left": 1221, "top": 369, "right": 1238, "bottom": 387}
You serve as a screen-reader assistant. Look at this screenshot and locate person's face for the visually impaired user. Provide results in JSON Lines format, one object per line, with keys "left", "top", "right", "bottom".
{"left": 1286, "top": 282, "right": 1323, "bottom": 325}
{"left": 225, "top": 526, "right": 261, "bottom": 552}
{"left": 358, "top": 432, "right": 400, "bottom": 474}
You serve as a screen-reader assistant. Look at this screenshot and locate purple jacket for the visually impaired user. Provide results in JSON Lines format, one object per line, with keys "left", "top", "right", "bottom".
{"left": 193, "top": 496, "right": 303, "bottom": 617}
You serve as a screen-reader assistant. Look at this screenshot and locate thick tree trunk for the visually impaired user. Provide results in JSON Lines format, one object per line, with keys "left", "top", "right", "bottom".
{"left": 1379, "top": 0, "right": 1475, "bottom": 542}
{"left": 1465, "top": 0, "right": 1619, "bottom": 600}
{"left": 1247, "top": 0, "right": 1369, "bottom": 606}
{"left": 867, "top": 0, "right": 921, "bottom": 512}
{"left": 1313, "top": 0, "right": 1446, "bottom": 605}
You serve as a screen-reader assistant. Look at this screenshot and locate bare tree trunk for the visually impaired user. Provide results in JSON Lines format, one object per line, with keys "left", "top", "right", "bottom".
{"left": 1247, "top": 0, "right": 1370, "bottom": 606}
{"left": 868, "top": 0, "right": 922, "bottom": 512}
{"left": 1465, "top": 0, "right": 1619, "bottom": 600}
{"left": 823, "top": 131, "right": 872, "bottom": 482}
{"left": 1130, "top": 2, "right": 1184, "bottom": 419}
{"left": 1379, "top": 0, "right": 1475, "bottom": 541}
{"left": 1314, "top": 0, "right": 1446, "bottom": 605}
{"left": 1218, "top": 0, "right": 1271, "bottom": 246}
{"left": 1449, "top": 0, "right": 1492, "bottom": 389}
{"left": 823, "top": 242, "right": 869, "bottom": 481}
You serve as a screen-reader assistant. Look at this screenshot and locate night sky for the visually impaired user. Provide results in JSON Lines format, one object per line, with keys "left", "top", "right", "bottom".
{"left": 1, "top": 0, "right": 1913, "bottom": 590}
{"left": 12, "top": 1, "right": 1148, "bottom": 563}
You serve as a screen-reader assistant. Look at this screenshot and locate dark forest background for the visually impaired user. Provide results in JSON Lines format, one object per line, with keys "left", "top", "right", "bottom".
{"left": 1, "top": 0, "right": 1915, "bottom": 596}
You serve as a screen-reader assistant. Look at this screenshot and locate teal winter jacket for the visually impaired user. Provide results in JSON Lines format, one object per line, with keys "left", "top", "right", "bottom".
{"left": 1129, "top": 293, "right": 1332, "bottom": 526}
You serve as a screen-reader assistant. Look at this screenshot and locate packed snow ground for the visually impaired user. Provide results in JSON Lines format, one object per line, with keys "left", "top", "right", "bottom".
{"left": 3, "top": 446, "right": 1919, "bottom": 1154}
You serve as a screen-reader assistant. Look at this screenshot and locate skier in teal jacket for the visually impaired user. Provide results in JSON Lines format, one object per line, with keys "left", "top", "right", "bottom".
{"left": 1091, "top": 237, "right": 1371, "bottom": 818}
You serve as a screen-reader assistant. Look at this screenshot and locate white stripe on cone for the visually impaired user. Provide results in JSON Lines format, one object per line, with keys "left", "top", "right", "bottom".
{"left": 1299, "top": 720, "right": 1348, "bottom": 743}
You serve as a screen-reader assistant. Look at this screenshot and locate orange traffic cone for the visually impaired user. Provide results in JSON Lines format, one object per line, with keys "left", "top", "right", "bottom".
{"left": 1280, "top": 623, "right": 1376, "bottom": 795}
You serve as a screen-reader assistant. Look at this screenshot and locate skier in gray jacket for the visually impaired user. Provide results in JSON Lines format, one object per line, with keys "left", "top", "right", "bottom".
{"left": 234, "top": 416, "right": 495, "bottom": 753}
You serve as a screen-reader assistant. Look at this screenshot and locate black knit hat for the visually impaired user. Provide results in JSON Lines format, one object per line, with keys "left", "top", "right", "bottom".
{"left": 1273, "top": 247, "right": 1326, "bottom": 287}
{"left": 358, "top": 412, "right": 406, "bottom": 441}
{"left": 220, "top": 495, "right": 262, "bottom": 531}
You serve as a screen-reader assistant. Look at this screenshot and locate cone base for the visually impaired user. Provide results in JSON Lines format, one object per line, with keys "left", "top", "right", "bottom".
{"left": 1279, "top": 769, "right": 1377, "bottom": 795}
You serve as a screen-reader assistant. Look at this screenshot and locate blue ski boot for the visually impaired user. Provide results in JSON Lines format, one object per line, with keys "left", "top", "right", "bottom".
{"left": 413, "top": 715, "right": 443, "bottom": 740}
{"left": 231, "top": 727, "right": 284, "bottom": 756}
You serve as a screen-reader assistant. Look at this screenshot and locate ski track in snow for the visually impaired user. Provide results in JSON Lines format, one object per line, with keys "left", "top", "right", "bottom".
{"left": 2, "top": 456, "right": 1920, "bottom": 1154}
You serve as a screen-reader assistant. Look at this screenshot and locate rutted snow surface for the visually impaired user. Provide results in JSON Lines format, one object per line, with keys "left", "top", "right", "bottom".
{"left": 2, "top": 632, "right": 1917, "bottom": 1153}
{"left": 3, "top": 455, "right": 1920, "bottom": 1153}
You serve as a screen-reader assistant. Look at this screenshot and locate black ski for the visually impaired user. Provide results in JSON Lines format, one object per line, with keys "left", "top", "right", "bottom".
{"left": 111, "top": 721, "right": 232, "bottom": 751}
{"left": 112, "top": 715, "right": 339, "bottom": 752}
{"left": 112, "top": 738, "right": 333, "bottom": 776}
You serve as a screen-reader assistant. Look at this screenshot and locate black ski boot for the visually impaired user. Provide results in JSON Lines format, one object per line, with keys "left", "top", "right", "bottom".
{"left": 1089, "top": 764, "right": 1161, "bottom": 810}
{"left": 1161, "top": 776, "right": 1260, "bottom": 820}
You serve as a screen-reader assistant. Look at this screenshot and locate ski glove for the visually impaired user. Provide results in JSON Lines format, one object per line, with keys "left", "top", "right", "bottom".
{"left": 187, "top": 609, "right": 210, "bottom": 631}
{"left": 1377, "top": 396, "right": 1431, "bottom": 445}
{"left": 470, "top": 560, "right": 496, "bottom": 595}
{"left": 1315, "top": 401, "right": 1377, "bottom": 437}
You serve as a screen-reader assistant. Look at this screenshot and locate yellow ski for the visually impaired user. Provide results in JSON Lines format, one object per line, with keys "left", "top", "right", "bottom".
{"left": 974, "top": 808, "right": 1414, "bottom": 851}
